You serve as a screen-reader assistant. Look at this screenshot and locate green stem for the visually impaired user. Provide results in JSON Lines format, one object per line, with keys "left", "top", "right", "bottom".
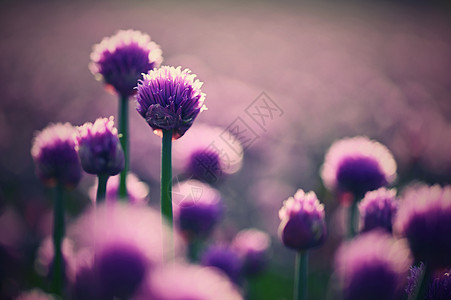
{"left": 294, "top": 251, "right": 309, "bottom": 300}
{"left": 348, "top": 201, "right": 358, "bottom": 239}
{"left": 52, "top": 182, "right": 65, "bottom": 296}
{"left": 188, "top": 238, "right": 201, "bottom": 262}
{"left": 96, "top": 174, "right": 109, "bottom": 203}
{"left": 161, "top": 129, "right": 173, "bottom": 260}
{"left": 118, "top": 95, "right": 129, "bottom": 200}
{"left": 414, "top": 264, "right": 430, "bottom": 300}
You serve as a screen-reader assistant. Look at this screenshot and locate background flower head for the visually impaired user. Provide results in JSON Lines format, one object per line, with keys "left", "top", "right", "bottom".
{"left": 75, "top": 116, "right": 124, "bottom": 176}
{"left": 90, "top": 29, "right": 162, "bottom": 97}
{"left": 359, "top": 187, "right": 398, "bottom": 233}
{"left": 321, "top": 136, "right": 397, "bottom": 199}
{"left": 334, "top": 230, "right": 412, "bottom": 300}
{"left": 278, "top": 189, "right": 326, "bottom": 251}
{"left": 201, "top": 244, "right": 243, "bottom": 285}
{"left": 136, "top": 66, "right": 206, "bottom": 139}
{"left": 394, "top": 184, "right": 451, "bottom": 269}
{"left": 31, "top": 122, "right": 81, "bottom": 187}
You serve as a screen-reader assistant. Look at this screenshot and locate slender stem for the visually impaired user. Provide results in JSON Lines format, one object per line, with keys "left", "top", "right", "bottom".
{"left": 294, "top": 251, "right": 309, "bottom": 300}
{"left": 348, "top": 201, "right": 358, "bottom": 239}
{"left": 188, "top": 238, "right": 201, "bottom": 262}
{"left": 52, "top": 182, "right": 65, "bottom": 296}
{"left": 414, "top": 264, "right": 430, "bottom": 300}
{"left": 161, "top": 129, "right": 173, "bottom": 260}
{"left": 118, "top": 95, "right": 129, "bottom": 200}
{"left": 96, "top": 174, "right": 109, "bottom": 203}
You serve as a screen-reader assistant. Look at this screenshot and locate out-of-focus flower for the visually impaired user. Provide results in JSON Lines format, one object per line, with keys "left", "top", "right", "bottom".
{"left": 359, "top": 188, "right": 398, "bottom": 233}
{"left": 231, "top": 228, "right": 271, "bottom": 276}
{"left": 89, "top": 29, "right": 162, "bottom": 97}
{"left": 135, "top": 263, "right": 243, "bottom": 300}
{"left": 75, "top": 116, "right": 124, "bottom": 176}
{"left": 321, "top": 136, "right": 397, "bottom": 199}
{"left": 173, "top": 180, "right": 223, "bottom": 240}
{"left": 69, "top": 202, "right": 184, "bottom": 299}
{"left": 334, "top": 231, "right": 412, "bottom": 300}
{"left": 88, "top": 172, "right": 149, "bottom": 204}
{"left": 173, "top": 124, "right": 243, "bottom": 183}
{"left": 16, "top": 289, "right": 55, "bottom": 300}
{"left": 278, "top": 189, "right": 326, "bottom": 251}
{"left": 136, "top": 66, "right": 206, "bottom": 139}
{"left": 31, "top": 123, "right": 81, "bottom": 187}
{"left": 394, "top": 184, "right": 451, "bottom": 269}
{"left": 201, "top": 245, "right": 243, "bottom": 285}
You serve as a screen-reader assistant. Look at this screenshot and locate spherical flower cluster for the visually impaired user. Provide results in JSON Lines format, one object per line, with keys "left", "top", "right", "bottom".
{"left": 359, "top": 188, "right": 398, "bottom": 233}
{"left": 278, "top": 189, "right": 326, "bottom": 251}
{"left": 31, "top": 123, "right": 81, "bottom": 187}
{"left": 321, "top": 136, "right": 397, "bottom": 198}
{"left": 394, "top": 184, "right": 451, "bottom": 269}
{"left": 201, "top": 245, "right": 243, "bottom": 285}
{"left": 173, "top": 180, "right": 223, "bottom": 239}
{"left": 334, "top": 231, "right": 412, "bottom": 300}
{"left": 136, "top": 263, "right": 243, "bottom": 300}
{"left": 136, "top": 66, "right": 206, "bottom": 139}
{"left": 231, "top": 228, "right": 271, "bottom": 276}
{"left": 75, "top": 116, "right": 124, "bottom": 176}
{"left": 89, "top": 29, "right": 163, "bottom": 97}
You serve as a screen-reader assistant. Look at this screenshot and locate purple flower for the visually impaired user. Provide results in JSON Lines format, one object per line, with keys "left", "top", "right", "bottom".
{"left": 278, "top": 189, "right": 326, "bottom": 251}
{"left": 359, "top": 187, "right": 398, "bottom": 233}
{"left": 31, "top": 123, "right": 81, "bottom": 187}
{"left": 321, "top": 136, "right": 397, "bottom": 198}
{"left": 75, "top": 116, "right": 124, "bottom": 176}
{"left": 394, "top": 184, "right": 451, "bottom": 269}
{"left": 201, "top": 245, "right": 243, "bottom": 285}
{"left": 136, "top": 263, "right": 243, "bottom": 300}
{"left": 89, "top": 29, "right": 163, "bottom": 97}
{"left": 136, "top": 66, "right": 206, "bottom": 139}
{"left": 406, "top": 263, "right": 451, "bottom": 300}
{"left": 88, "top": 172, "right": 149, "bottom": 205}
{"left": 173, "top": 124, "right": 243, "bottom": 183}
{"left": 231, "top": 228, "right": 271, "bottom": 276}
{"left": 334, "top": 231, "right": 412, "bottom": 300}
{"left": 173, "top": 180, "right": 223, "bottom": 239}
{"left": 406, "top": 263, "right": 423, "bottom": 297}
{"left": 16, "top": 289, "right": 55, "bottom": 300}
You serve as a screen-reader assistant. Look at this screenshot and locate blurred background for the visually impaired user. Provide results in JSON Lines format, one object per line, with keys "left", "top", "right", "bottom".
{"left": 0, "top": 0, "right": 450, "bottom": 299}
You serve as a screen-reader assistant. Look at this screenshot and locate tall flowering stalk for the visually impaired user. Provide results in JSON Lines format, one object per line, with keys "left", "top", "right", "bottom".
{"left": 136, "top": 66, "right": 206, "bottom": 259}
{"left": 75, "top": 117, "right": 124, "bottom": 203}
{"left": 31, "top": 123, "right": 81, "bottom": 296}
{"left": 321, "top": 136, "right": 396, "bottom": 238}
{"left": 278, "top": 190, "right": 327, "bottom": 300}
{"left": 90, "top": 29, "right": 163, "bottom": 200}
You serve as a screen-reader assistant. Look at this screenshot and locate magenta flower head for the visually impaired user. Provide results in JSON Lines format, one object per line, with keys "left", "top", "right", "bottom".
{"left": 75, "top": 116, "right": 124, "bottom": 176}
{"left": 334, "top": 231, "right": 412, "bottom": 300}
{"left": 394, "top": 184, "right": 451, "bottom": 269}
{"left": 31, "top": 123, "right": 81, "bottom": 188}
{"left": 89, "top": 29, "right": 163, "bottom": 97}
{"left": 278, "top": 189, "right": 326, "bottom": 251}
{"left": 201, "top": 245, "right": 243, "bottom": 285}
{"left": 136, "top": 66, "right": 207, "bottom": 139}
{"left": 321, "top": 136, "right": 397, "bottom": 199}
{"left": 359, "top": 187, "right": 398, "bottom": 233}
{"left": 136, "top": 263, "right": 243, "bottom": 300}
{"left": 231, "top": 228, "right": 271, "bottom": 276}
{"left": 173, "top": 180, "right": 223, "bottom": 240}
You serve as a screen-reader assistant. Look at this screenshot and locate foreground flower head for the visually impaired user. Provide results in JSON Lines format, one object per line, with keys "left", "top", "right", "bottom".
{"left": 321, "top": 136, "right": 397, "bottom": 198}
{"left": 136, "top": 66, "right": 206, "bottom": 139}
{"left": 359, "top": 187, "right": 398, "bottom": 233}
{"left": 90, "top": 29, "right": 163, "bottom": 97}
{"left": 334, "top": 231, "right": 412, "bottom": 300}
{"left": 75, "top": 116, "right": 124, "bottom": 176}
{"left": 89, "top": 172, "right": 149, "bottom": 204}
{"left": 173, "top": 180, "right": 223, "bottom": 240}
{"left": 394, "top": 184, "right": 451, "bottom": 269}
{"left": 201, "top": 245, "right": 243, "bottom": 285}
{"left": 16, "top": 289, "right": 55, "bottom": 300}
{"left": 173, "top": 124, "right": 243, "bottom": 183}
{"left": 136, "top": 263, "right": 243, "bottom": 300}
{"left": 278, "top": 189, "right": 326, "bottom": 251}
{"left": 31, "top": 123, "right": 81, "bottom": 187}
{"left": 231, "top": 228, "right": 271, "bottom": 276}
